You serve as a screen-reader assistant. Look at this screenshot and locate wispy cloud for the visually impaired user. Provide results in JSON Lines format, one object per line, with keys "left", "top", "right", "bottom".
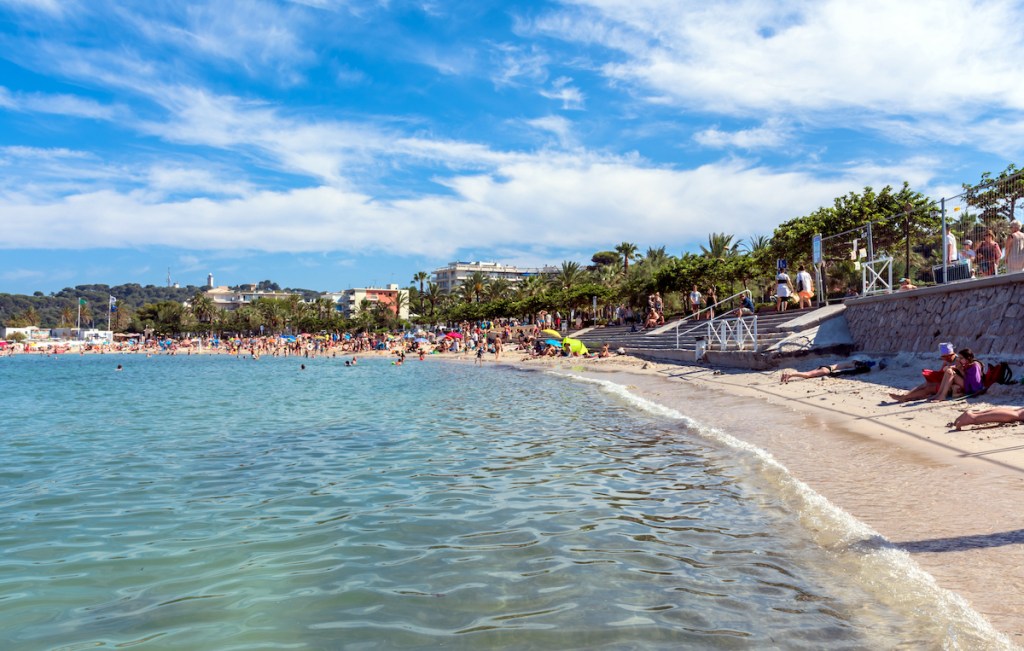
{"left": 694, "top": 119, "right": 791, "bottom": 150}
{"left": 0, "top": 86, "right": 121, "bottom": 120}
{"left": 541, "top": 0, "right": 1024, "bottom": 118}
{"left": 540, "top": 77, "right": 584, "bottom": 110}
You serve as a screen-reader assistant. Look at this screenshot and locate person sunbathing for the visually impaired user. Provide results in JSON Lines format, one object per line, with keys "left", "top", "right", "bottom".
{"left": 889, "top": 343, "right": 957, "bottom": 402}
{"left": 952, "top": 407, "right": 1024, "bottom": 430}
{"left": 929, "top": 348, "right": 983, "bottom": 402}
{"left": 781, "top": 359, "right": 880, "bottom": 383}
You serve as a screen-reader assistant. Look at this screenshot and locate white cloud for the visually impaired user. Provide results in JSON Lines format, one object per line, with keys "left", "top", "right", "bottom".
{"left": 543, "top": 0, "right": 1024, "bottom": 116}
{"left": 0, "top": 154, "right": 939, "bottom": 257}
{"left": 0, "top": 0, "right": 66, "bottom": 15}
{"left": 694, "top": 119, "right": 791, "bottom": 149}
{"left": 526, "top": 115, "right": 575, "bottom": 148}
{"left": 539, "top": 77, "right": 584, "bottom": 110}
{"left": 492, "top": 43, "right": 550, "bottom": 87}
{"left": 0, "top": 86, "right": 120, "bottom": 120}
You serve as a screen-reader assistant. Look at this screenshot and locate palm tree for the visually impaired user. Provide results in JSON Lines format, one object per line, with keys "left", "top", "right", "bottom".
{"left": 423, "top": 281, "right": 441, "bottom": 319}
{"left": 551, "top": 260, "right": 586, "bottom": 291}
{"left": 486, "top": 278, "right": 512, "bottom": 302}
{"left": 60, "top": 305, "right": 75, "bottom": 328}
{"left": 461, "top": 271, "right": 490, "bottom": 303}
{"left": 190, "top": 291, "right": 216, "bottom": 325}
{"left": 701, "top": 232, "right": 741, "bottom": 259}
{"left": 411, "top": 271, "right": 430, "bottom": 295}
{"left": 392, "top": 291, "right": 408, "bottom": 320}
{"left": 615, "top": 242, "right": 639, "bottom": 275}
{"left": 516, "top": 275, "right": 547, "bottom": 299}
{"left": 743, "top": 234, "right": 771, "bottom": 255}
{"left": 596, "top": 264, "right": 621, "bottom": 289}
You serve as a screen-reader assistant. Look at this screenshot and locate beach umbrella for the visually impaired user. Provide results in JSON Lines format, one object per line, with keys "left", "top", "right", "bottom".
{"left": 562, "top": 337, "right": 588, "bottom": 355}
{"left": 541, "top": 329, "right": 561, "bottom": 339}
{"left": 544, "top": 339, "right": 562, "bottom": 346}
{"left": 445, "top": 332, "right": 463, "bottom": 339}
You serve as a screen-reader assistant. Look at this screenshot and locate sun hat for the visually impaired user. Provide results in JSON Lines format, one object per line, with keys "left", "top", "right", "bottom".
{"left": 939, "top": 342, "right": 955, "bottom": 356}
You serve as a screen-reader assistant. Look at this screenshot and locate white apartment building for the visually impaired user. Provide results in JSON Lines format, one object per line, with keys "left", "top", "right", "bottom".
{"left": 431, "top": 261, "right": 557, "bottom": 293}
{"left": 205, "top": 286, "right": 302, "bottom": 311}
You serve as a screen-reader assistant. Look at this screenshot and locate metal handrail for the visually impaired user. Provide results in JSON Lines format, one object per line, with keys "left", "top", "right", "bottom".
{"left": 674, "top": 289, "right": 752, "bottom": 349}
{"left": 706, "top": 315, "right": 759, "bottom": 352}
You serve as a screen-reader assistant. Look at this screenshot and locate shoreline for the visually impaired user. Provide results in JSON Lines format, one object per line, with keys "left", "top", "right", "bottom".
{"left": 492, "top": 351, "right": 1024, "bottom": 646}
{"left": 7, "top": 347, "right": 1023, "bottom": 643}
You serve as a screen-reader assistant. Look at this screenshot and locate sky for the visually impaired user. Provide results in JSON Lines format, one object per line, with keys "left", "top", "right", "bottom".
{"left": 1, "top": 0, "right": 1022, "bottom": 296}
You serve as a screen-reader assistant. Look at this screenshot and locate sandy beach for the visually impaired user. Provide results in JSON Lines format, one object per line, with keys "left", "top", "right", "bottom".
{"left": 495, "top": 350, "right": 1024, "bottom": 646}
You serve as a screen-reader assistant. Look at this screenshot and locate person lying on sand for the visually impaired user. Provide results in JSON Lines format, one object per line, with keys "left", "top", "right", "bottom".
{"left": 780, "top": 359, "right": 882, "bottom": 383}
{"left": 952, "top": 406, "right": 1024, "bottom": 430}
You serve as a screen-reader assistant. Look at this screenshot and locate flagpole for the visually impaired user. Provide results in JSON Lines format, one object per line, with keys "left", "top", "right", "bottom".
{"left": 77, "top": 298, "right": 81, "bottom": 333}
{"left": 108, "top": 296, "right": 112, "bottom": 332}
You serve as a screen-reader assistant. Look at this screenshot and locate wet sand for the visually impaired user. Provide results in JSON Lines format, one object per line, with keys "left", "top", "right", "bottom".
{"left": 494, "top": 351, "right": 1024, "bottom": 646}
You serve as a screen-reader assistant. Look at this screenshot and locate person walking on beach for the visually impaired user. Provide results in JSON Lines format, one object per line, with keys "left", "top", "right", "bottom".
{"left": 775, "top": 269, "right": 793, "bottom": 312}
{"left": 796, "top": 265, "right": 814, "bottom": 309}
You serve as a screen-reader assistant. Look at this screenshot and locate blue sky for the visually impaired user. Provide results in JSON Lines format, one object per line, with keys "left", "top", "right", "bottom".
{"left": 1, "top": 0, "right": 1022, "bottom": 295}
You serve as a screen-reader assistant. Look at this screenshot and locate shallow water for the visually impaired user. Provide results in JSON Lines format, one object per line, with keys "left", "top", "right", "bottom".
{"left": 0, "top": 354, "right": 1008, "bottom": 649}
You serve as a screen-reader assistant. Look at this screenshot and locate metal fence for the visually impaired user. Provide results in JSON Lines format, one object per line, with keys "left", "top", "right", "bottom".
{"left": 815, "top": 168, "right": 1024, "bottom": 299}
{"left": 942, "top": 171, "right": 1024, "bottom": 281}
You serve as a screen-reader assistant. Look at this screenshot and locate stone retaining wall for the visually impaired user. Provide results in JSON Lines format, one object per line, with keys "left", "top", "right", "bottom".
{"left": 844, "top": 274, "right": 1024, "bottom": 358}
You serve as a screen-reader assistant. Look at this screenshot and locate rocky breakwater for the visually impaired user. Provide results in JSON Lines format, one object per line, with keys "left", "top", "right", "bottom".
{"left": 844, "top": 273, "right": 1024, "bottom": 357}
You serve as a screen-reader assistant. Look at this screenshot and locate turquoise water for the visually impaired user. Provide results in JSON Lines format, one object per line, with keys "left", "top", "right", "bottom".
{"left": 0, "top": 355, "right": 1002, "bottom": 649}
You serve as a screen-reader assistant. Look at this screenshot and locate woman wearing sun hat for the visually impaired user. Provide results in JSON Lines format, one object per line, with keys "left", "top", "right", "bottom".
{"left": 888, "top": 343, "right": 958, "bottom": 402}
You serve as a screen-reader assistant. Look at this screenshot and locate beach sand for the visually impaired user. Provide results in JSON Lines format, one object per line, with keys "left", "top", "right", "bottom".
{"left": 494, "top": 350, "right": 1024, "bottom": 646}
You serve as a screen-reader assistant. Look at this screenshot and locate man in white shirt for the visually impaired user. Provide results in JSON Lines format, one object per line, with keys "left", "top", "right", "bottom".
{"left": 946, "top": 230, "right": 958, "bottom": 262}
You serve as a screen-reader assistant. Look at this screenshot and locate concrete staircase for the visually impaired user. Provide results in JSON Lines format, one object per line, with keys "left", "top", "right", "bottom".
{"left": 574, "top": 307, "right": 823, "bottom": 365}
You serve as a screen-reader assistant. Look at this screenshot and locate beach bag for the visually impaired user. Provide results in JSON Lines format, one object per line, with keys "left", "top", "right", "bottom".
{"left": 982, "top": 361, "right": 1014, "bottom": 389}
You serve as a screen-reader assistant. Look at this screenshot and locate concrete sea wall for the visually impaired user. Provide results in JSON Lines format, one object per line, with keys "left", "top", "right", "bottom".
{"left": 844, "top": 274, "right": 1024, "bottom": 358}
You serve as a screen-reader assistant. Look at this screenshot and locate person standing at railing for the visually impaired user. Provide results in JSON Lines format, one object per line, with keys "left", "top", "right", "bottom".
{"left": 1004, "top": 220, "right": 1024, "bottom": 273}
{"left": 976, "top": 229, "right": 1002, "bottom": 277}
{"left": 945, "top": 228, "right": 959, "bottom": 263}
{"left": 705, "top": 286, "right": 717, "bottom": 319}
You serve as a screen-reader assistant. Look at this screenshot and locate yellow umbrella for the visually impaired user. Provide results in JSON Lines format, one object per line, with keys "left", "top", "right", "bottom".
{"left": 541, "top": 329, "right": 561, "bottom": 339}
{"left": 562, "top": 337, "right": 588, "bottom": 355}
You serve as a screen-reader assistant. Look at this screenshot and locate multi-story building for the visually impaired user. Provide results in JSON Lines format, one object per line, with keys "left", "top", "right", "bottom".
{"left": 431, "top": 261, "right": 557, "bottom": 293}
{"left": 323, "top": 284, "right": 409, "bottom": 320}
{"left": 206, "top": 286, "right": 302, "bottom": 311}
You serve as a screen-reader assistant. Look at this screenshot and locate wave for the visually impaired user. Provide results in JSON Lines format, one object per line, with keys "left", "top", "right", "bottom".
{"left": 558, "top": 371, "right": 1015, "bottom": 650}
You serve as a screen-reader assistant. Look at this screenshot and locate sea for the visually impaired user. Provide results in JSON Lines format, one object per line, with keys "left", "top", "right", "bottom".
{"left": 0, "top": 353, "right": 1011, "bottom": 650}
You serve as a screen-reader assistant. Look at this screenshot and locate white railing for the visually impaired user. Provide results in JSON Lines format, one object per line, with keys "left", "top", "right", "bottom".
{"left": 705, "top": 315, "right": 759, "bottom": 352}
{"left": 862, "top": 257, "right": 893, "bottom": 296}
{"left": 673, "top": 289, "right": 753, "bottom": 350}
